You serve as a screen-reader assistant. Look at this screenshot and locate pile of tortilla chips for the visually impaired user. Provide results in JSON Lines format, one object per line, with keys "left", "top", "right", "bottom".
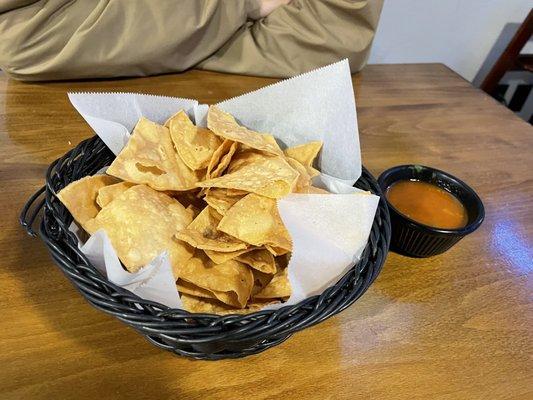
{"left": 57, "top": 106, "right": 328, "bottom": 315}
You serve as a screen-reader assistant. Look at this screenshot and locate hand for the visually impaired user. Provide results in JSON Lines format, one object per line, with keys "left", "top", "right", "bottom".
{"left": 258, "top": 0, "right": 291, "bottom": 18}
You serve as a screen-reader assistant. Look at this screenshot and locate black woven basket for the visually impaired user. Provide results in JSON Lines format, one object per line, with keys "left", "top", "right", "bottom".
{"left": 20, "top": 135, "right": 390, "bottom": 360}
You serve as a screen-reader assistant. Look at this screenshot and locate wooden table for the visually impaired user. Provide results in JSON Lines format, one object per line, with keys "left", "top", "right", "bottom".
{"left": 1, "top": 64, "right": 532, "bottom": 400}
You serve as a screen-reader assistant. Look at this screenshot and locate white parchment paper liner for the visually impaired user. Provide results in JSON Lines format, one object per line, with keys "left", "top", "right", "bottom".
{"left": 67, "top": 59, "right": 379, "bottom": 310}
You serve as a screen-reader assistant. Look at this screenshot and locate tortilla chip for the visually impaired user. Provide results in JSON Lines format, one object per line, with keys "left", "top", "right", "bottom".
{"left": 176, "top": 206, "right": 248, "bottom": 252}
{"left": 285, "top": 157, "right": 312, "bottom": 192}
{"left": 204, "top": 248, "right": 253, "bottom": 264}
{"left": 262, "top": 134, "right": 282, "bottom": 153}
{"left": 239, "top": 134, "right": 282, "bottom": 154}
{"left": 84, "top": 185, "right": 193, "bottom": 272}
{"left": 236, "top": 249, "right": 276, "bottom": 274}
{"left": 180, "top": 294, "right": 275, "bottom": 315}
{"left": 209, "top": 141, "right": 238, "bottom": 179}
{"left": 207, "top": 106, "right": 282, "bottom": 156}
{"left": 251, "top": 268, "right": 275, "bottom": 295}
{"left": 57, "top": 175, "right": 119, "bottom": 227}
{"left": 185, "top": 204, "right": 200, "bottom": 219}
{"left": 295, "top": 185, "right": 330, "bottom": 194}
{"left": 226, "top": 189, "right": 249, "bottom": 196}
{"left": 197, "top": 154, "right": 298, "bottom": 199}
{"left": 284, "top": 141, "right": 323, "bottom": 167}
{"left": 106, "top": 117, "right": 201, "bottom": 191}
{"left": 206, "top": 139, "right": 234, "bottom": 180}
{"left": 180, "top": 294, "right": 237, "bottom": 314}
{"left": 177, "top": 277, "right": 242, "bottom": 308}
{"left": 253, "top": 268, "right": 274, "bottom": 287}
{"left": 163, "top": 110, "right": 182, "bottom": 128}
{"left": 167, "top": 110, "right": 222, "bottom": 170}
{"left": 253, "top": 265, "right": 291, "bottom": 300}
{"left": 265, "top": 245, "right": 291, "bottom": 256}
{"left": 204, "top": 188, "right": 245, "bottom": 215}
{"left": 307, "top": 166, "right": 321, "bottom": 178}
{"left": 178, "top": 251, "right": 253, "bottom": 308}
{"left": 96, "top": 181, "right": 135, "bottom": 208}
{"left": 217, "top": 193, "right": 292, "bottom": 250}
{"left": 226, "top": 149, "right": 270, "bottom": 174}
{"left": 177, "top": 279, "right": 216, "bottom": 299}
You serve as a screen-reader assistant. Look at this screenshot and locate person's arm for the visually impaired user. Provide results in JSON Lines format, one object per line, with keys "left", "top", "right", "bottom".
{"left": 0, "top": 0, "right": 262, "bottom": 81}
{"left": 198, "top": 0, "right": 384, "bottom": 77}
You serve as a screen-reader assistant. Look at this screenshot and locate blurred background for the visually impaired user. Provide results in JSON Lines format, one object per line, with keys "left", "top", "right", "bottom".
{"left": 369, "top": 0, "right": 533, "bottom": 123}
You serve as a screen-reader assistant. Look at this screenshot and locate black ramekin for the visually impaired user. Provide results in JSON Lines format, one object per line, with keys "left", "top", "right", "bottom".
{"left": 377, "top": 165, "right": 484, "bottom": 258}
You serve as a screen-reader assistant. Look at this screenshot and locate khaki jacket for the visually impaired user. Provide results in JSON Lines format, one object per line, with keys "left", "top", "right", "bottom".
{"left": 0, "top": 0, "right": 383, "bottom": 81}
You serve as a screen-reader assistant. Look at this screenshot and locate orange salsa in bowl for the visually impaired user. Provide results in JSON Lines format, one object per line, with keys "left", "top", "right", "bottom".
{"left": 386, "top": 180, "right": 468, "bottom": 230}
{"left": 378, "top": 164, "right": 484, "bottom": 258}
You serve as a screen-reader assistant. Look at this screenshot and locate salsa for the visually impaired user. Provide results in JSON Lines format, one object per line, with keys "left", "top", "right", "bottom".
{"left": 386, "top": 180, "right": 468, "bottom": 229}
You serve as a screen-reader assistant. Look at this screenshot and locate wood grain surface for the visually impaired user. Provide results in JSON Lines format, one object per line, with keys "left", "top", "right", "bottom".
{"left": 1, "top": 64, "right": 532, "bottom": 400}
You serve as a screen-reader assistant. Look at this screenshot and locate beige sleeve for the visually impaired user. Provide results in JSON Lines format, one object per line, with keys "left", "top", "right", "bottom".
{"left": 198, "top": 0, "right": 384, "bottom": 77}
{"left": 0, "top": 0, "right": 260, "bottom": 81}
